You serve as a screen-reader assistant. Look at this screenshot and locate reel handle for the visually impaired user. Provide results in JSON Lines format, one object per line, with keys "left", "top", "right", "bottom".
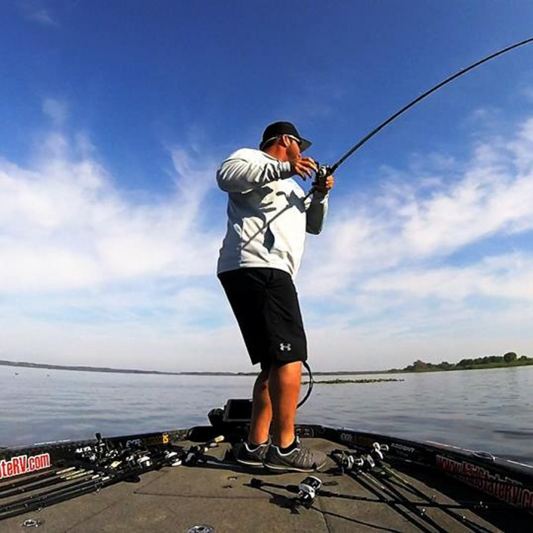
{"left": 313, "top": 163, "right": 332, "bottom": 189}
{"left": 306, "top": 163, "right": 332, "bottom": 199}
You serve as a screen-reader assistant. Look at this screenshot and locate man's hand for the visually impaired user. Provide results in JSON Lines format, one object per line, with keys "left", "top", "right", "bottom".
{"left": 313, "top": 174, "right": 335, "bottom": 195}
{"left": 289, "top": 157, "right": 318, "bottom": 180}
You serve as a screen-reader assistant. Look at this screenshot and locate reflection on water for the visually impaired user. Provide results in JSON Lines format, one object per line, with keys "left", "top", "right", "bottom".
{"left": 1, "top": 365, "right": 532, "bottom": 464}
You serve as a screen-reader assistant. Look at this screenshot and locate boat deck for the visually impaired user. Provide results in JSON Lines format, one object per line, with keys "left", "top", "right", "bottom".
{"left": 1, "top": 438, "right": 530, "bottom": 532}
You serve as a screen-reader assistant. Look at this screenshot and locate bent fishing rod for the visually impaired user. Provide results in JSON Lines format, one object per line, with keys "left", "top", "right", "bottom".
{"left": 242, "top": 36, "right": 533, "bottom": 409}
{"left": 246, "top": 31, "right": 533, "bottom": 246}
{"left": 310, "top": 35, "right": 533, "bottom": 189}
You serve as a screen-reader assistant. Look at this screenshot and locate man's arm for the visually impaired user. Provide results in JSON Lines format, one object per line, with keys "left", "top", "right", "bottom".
{"left": 306, "top": 175, "right": 335, "bottom": 235}
{"left": 217, "top": 150, "right": 319, "bottom": 194}
{"left": 216, "top": 152, "right": 292, "bottom": 193}
{"left": 306, "top": 194, "right": 328, "bottom": 235}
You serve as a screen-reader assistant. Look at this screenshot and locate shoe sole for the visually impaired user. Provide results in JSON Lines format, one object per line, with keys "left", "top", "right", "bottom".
{"left": 264, "top": 462, "right": 325, "bottom": 473}
{"left": 235, "top": 458, "right": 266, "bottom": 467}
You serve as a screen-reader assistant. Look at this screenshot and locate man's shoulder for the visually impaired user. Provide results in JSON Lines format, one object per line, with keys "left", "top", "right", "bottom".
{"left": 226, "top": 147, "right": 270, "bottom": 161}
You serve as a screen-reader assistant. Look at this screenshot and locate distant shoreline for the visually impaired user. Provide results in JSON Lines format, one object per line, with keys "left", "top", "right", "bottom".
{"left": 1, "top": 357, "right": 531, "bottom": 376}
{"left": 0, "top": 359, "right": 392, "bottom": 376}
{"left": 0, "top": 359, "right": 246, "bottom": 376}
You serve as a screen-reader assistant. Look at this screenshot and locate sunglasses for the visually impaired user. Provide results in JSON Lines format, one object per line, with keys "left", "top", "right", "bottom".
{"left": 286, "top": 135, "right": 302, "bottom": 147}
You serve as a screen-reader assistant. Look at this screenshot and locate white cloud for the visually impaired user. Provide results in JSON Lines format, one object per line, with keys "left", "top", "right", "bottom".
{"left": 0, "top": 316, "right": 244, "bottom": 372}
{"left": 363, "top": 253, "right": 533, "bottom": 301}
{"left": 299, "top": 117, "right": 533, "bottom": 301}
{"left": 42, "top": 98, "right": 68, "bottom": 126}
{"left": 295, "top": 114, "right": 533, "bottom": 368}
{"left": 0, "top": 126, "right": 240, "bottom": 370}
{"left": 18, "top": 0, "right": 58, "bottom": 27}
{"left": 520, "top": 85, "right": 533, "bottom": 103}
{"left": 1, "top": 112, "right": 533, "bottom": 371}
{"left": 0, "top": 131, "right": 222, "bottom": 293}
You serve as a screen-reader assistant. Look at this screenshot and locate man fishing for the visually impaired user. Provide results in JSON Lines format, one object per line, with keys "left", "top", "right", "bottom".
{"left": 217, "top": 121, "right": 334, "bottom": 472}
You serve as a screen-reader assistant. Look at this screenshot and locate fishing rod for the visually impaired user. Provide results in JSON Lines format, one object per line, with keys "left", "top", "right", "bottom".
{"left": 0, "top": 472, "right": 113, "bottom": 521}
{"left": 0, "top": 468, "right": 93, "bottom": 500}
{"left": 249, "top": 476, "right": 520, "bottom": 512}
{"left": 0, "top": 436, "right": 216, "bottom": 521}
{"left": 357, "top": 466, "right": 479, "bottom": 533}
{"left": 310, "top": 35, "right": 533, "bottom": 190}
{"left": 330, "top": 444, "right": 447, "bottom": 532}
{"left": 0, "top": 448, "right": 180, "bottom": 520}
{"left": 0, "top": 466, "right": 76, "bottom": 494}
{"left": 244, "top": 38, "right": 533, "bottom": 257}
{"left": 331, "top": 445, "right": 515, "bottom": 531}
{"left": 353, "top": 469, "right": 442, "bottom": 533}
{"left": 379, "top": 466, "right": 491, "bottom": 533}
{"left": 0, "top": 473, "right": 106, "bottom": 518}
{"left": 338, "top": 444, "right": 533, "bottom": 488}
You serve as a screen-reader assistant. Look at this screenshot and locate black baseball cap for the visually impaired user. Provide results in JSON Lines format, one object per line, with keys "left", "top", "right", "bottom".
{"left": 259, "top": 121, "right": 312, "bottom": 152}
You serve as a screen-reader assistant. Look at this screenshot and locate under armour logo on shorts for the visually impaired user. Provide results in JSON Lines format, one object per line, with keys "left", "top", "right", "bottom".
{"left": 279, "top": 343, "right": 291, "bottom": 351}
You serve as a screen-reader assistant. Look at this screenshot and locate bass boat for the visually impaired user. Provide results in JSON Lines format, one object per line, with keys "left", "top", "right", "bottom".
{"left": 1, "top": 399, "right": 532, "bottom": 532}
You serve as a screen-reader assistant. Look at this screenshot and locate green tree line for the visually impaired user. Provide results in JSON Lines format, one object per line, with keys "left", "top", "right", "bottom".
{"left": 399, "top": 352, "right": 533, "bottom": 372}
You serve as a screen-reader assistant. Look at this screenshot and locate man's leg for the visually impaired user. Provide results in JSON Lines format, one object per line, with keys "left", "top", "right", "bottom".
{"left": 264, "top": 360, "right": 326, "bottom": 471}
{"left": 268, "top": 361, "right": 301, "bottom": 448}
{"left": 248, "top": 368, "right": 272, "bottom": 445}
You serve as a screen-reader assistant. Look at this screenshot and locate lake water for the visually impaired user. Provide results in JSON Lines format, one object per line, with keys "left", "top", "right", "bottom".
{"left": 1, "top": 365, "right": 532, "bottom": 465}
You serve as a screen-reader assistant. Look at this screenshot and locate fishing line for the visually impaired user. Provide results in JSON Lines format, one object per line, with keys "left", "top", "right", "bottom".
{"left": 252, "top": 37, "right": 533, "bottom": 246}
{"left": 298, "top": 360, "right": 314, "bottom": 408}
{"left": 241, "top": 36, "right": 533, "bottom": 409}
{"left": 327, "top": 35, "right": 533, "bottom": 176}
{"left": 256, "top": 38, "right": 533, "bottom": 222}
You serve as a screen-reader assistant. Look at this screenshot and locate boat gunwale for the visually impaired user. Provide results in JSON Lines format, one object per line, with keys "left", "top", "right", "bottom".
{"left": 1, "top": 422, "right": 533, "bottom": 515}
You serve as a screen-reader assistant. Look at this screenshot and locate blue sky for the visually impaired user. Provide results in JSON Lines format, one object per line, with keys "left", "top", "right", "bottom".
{"left": 1, "top": 0, "right": 533, "bottom": 371}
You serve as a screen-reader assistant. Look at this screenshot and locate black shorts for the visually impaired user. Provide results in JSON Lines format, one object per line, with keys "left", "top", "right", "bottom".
{"left": 218, "top": 268, "right": 307, "bottom": 369}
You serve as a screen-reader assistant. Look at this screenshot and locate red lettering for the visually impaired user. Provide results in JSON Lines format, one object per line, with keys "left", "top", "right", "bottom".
{"left": 436, "top": 456, "right": 533, "bottom": 510}
{"left": 508, "top": 485, "right": 519, "bottom": 504}
{"left": 522, "top": 489, "right": 532, "bottom": 508}
{"left": 0, "top": 454, "right": 50, "bottom": 480}
{"left": 11, "top": 457, "right": 19, "bottom": 475}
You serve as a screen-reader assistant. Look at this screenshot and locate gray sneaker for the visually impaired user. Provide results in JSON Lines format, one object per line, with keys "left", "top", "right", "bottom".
{"left": 233, "top": 441, "right": 270, "bottom": 467}
{"left": 264, "top": 437, "right": 327, "bottom": 472}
